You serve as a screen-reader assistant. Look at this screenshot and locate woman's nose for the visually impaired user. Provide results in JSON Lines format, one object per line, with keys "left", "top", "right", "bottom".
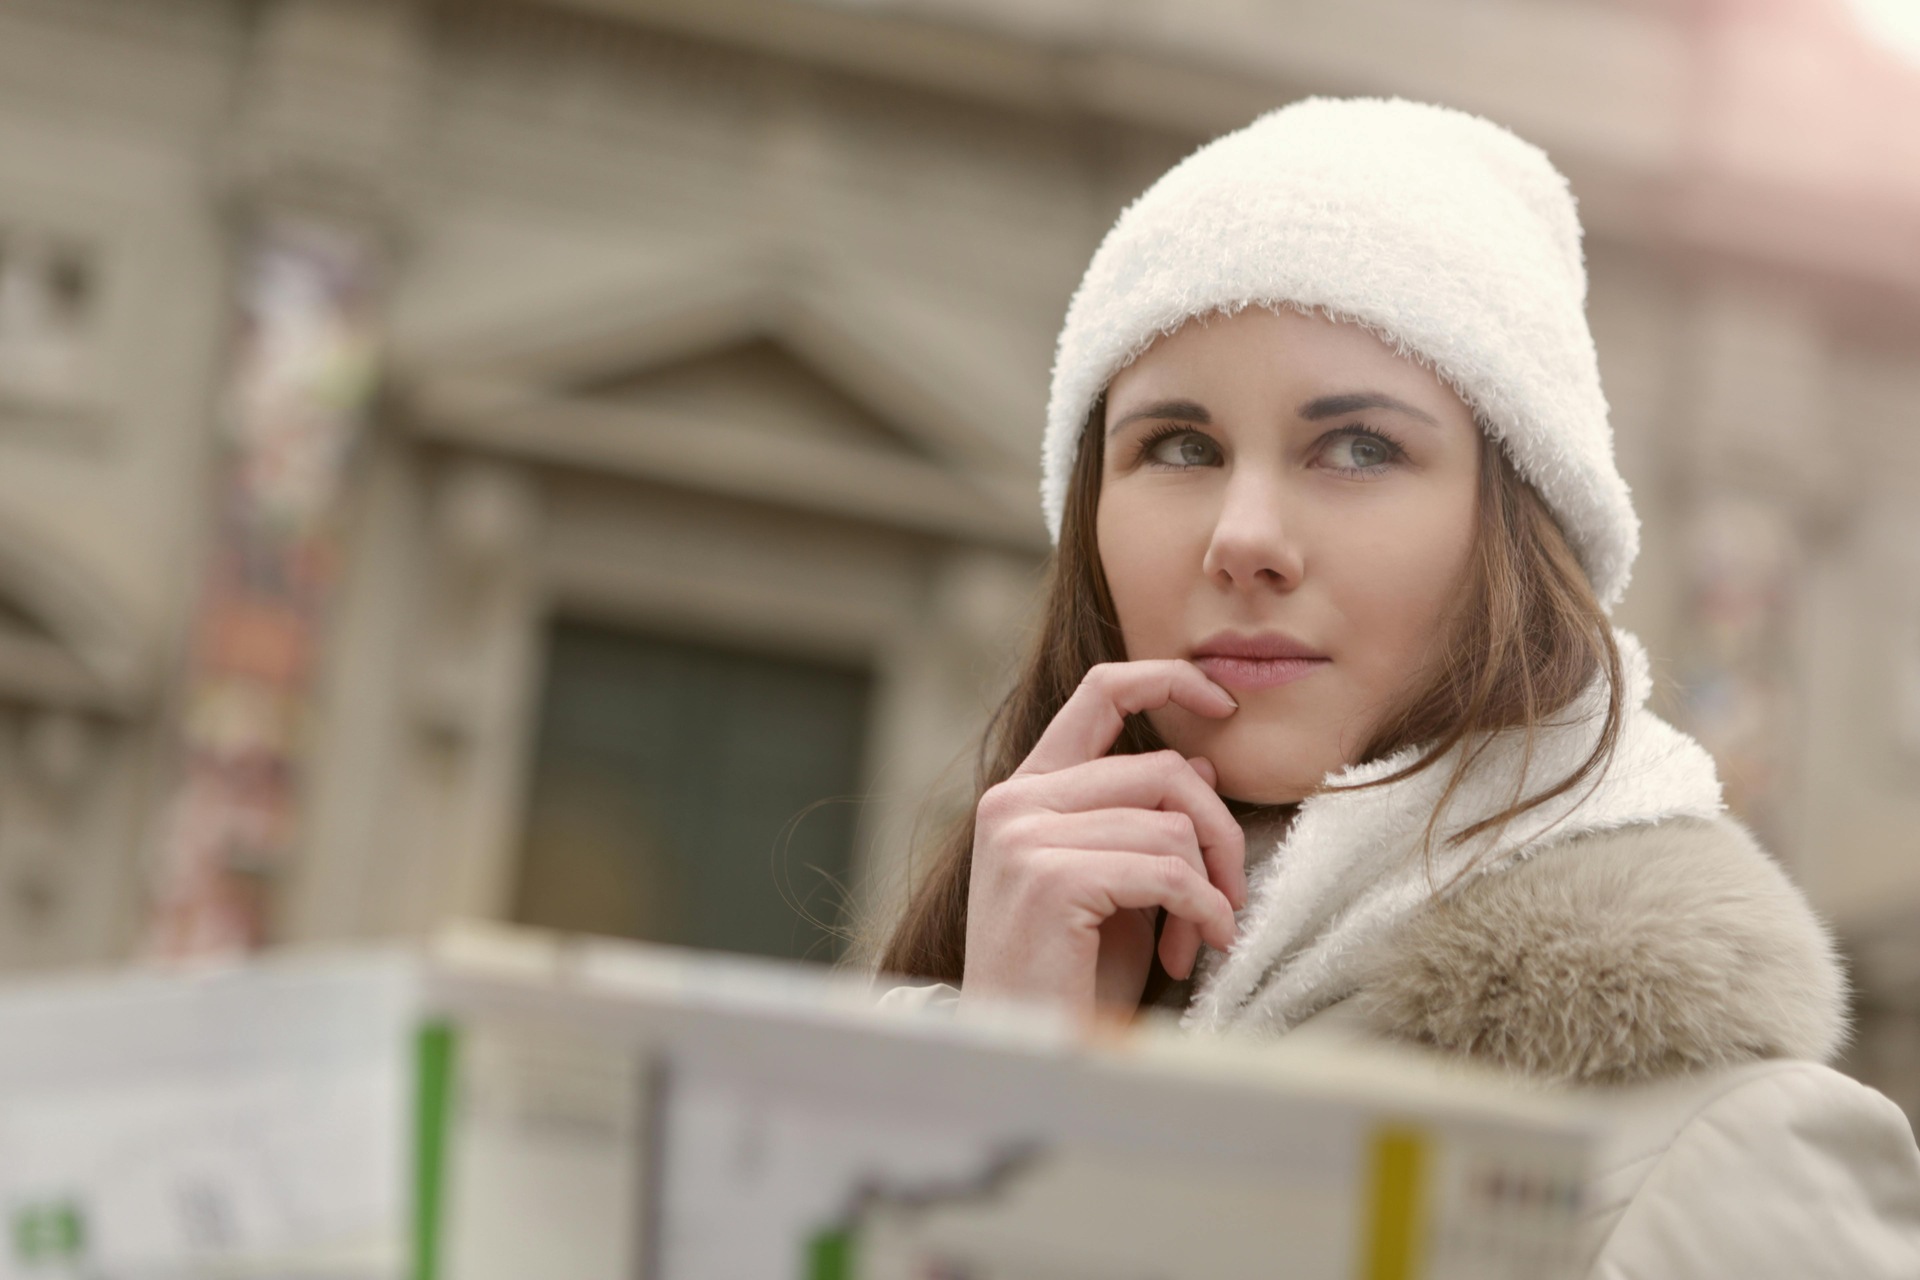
{"left": 1201, "top": 470, "right": 1305, "bottom": 590}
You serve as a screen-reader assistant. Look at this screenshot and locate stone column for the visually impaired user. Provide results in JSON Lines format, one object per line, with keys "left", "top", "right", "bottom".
{"left": 144, "top": 0, "right": 422, "bottom": 957}
{"left": 846, "top": 547, "right": 1037, "bottom": 969}
{"left": 1672, "top": 286, "right": 1838, "bottom": 875}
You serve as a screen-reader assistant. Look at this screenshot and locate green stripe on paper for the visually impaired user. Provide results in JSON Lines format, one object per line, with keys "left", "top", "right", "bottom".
{"left": 413, "top": 1021, "right": 457, "bottom": 1280}
{"left": 806, "top": 1227, "right": 854, "bottom": 1280}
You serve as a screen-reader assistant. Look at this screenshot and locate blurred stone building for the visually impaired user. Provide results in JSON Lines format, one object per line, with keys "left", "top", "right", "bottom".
{"left": 0, "top": 0, "right": 1916, "bottom": 1102}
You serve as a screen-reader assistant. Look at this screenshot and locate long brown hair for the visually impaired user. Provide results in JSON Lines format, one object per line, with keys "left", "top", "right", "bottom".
{"left": 869, "top": 394, "right": 1623, "bottom": 988}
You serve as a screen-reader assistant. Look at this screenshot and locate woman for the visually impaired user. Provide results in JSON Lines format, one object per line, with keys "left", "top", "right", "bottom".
{"left": 865, "top": 97, "right": 1920, "bottom": 1275}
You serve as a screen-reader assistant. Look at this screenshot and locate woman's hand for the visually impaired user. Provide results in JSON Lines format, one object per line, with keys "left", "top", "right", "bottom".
{"left": 959, "top": 660, "right": 1248, "bottom": 1023}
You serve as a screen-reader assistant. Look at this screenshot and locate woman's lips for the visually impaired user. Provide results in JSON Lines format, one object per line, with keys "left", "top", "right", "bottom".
{"left": 1192, "top": 654, "right": 1330, "bottom": 691}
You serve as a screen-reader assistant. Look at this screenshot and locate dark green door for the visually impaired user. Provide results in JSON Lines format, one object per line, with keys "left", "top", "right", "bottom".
{"left": 513, "top": 620, "right": 872, "bottom": 965}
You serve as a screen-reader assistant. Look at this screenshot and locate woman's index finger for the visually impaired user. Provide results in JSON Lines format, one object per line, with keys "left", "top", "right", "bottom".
{"left": 1016, "top": 660, "right": 1237, "bottom": 776}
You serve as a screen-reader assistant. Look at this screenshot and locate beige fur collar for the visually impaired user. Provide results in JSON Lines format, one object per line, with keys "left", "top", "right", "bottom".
{"left": 1345, "top": 814, "right": 1850, "bottom": 1086}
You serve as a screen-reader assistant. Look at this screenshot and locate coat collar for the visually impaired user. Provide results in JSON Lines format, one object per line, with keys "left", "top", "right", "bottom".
{"left": 1182, "top": 628, "right": 1731, "bottom": 1041}
{"left": 1345, "top": 812, "right": 1849, "bottom": 1085}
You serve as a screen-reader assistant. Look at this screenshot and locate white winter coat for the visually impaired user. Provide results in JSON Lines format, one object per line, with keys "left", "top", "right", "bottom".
{"left": 874, "top": 642, "right": 1920, "bottom": 1280}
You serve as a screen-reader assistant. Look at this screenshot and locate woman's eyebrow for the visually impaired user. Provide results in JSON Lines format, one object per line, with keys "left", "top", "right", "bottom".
{"left": 1105, "top": 398, "right": 1210, "bottom": 438}
{"left": 1298, "top": 392, "right": 1439, "bottom": 426}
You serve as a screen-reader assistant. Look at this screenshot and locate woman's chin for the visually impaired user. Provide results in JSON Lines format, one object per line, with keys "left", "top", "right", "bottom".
{"left": 1206, "top": 747, "right": 1318, "bottom": 804}
{"left": 1151, "top": 714, "right": 1332, "bottom": 804}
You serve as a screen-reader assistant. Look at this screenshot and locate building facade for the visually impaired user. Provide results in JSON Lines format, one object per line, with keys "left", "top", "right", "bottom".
{"left": 0, "top": 0, "right": 1917, "bottom": 1098}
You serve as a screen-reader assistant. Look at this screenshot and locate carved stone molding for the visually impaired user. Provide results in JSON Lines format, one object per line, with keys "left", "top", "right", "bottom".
{"left": 222, "top": 0, "right": 429, "bottom": 255}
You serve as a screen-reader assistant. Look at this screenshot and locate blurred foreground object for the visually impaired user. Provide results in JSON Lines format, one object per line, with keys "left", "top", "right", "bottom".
{"left": 0, "top": 928, "right": 1595, "bottom": 1280}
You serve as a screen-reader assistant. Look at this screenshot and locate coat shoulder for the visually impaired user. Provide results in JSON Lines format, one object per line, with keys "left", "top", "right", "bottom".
{"left": 1586, "top": 1060, "right": 1920, "bottom": 1278}
{"left": 1350, "top": 814, "right": 1851, "bottom": 1085}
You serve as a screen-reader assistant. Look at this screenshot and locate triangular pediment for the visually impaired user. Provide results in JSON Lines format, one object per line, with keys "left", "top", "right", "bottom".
{"left": 395, "top": 260, "right": 1044, "bottom": 548}
{"left": 568, "top": 336, "right": 935, "bottom": 464}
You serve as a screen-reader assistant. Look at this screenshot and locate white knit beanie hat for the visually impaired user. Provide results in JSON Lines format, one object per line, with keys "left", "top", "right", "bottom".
{"left": 1043, "top": 95, "right": 1639, "bottom": 612}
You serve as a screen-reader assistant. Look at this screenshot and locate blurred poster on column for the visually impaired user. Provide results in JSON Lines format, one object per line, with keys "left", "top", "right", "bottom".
{"left": 146, "top": 218, "right": 381, "bottom": 958}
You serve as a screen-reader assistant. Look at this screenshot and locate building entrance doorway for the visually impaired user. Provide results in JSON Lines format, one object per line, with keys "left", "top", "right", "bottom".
{"left": 513, "top": 619, "right": 872, "bottom": 965}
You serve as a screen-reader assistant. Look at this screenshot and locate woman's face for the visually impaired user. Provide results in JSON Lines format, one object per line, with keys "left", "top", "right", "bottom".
{"left": 1097, "top": 305, "right": 1484, "bottom": 803}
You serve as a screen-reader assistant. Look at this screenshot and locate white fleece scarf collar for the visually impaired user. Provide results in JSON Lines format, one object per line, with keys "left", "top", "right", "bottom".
{"left": 1180, "top": 627, "right": 1726, "bottom": 1036}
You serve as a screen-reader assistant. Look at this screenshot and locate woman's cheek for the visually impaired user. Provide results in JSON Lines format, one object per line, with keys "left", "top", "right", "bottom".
{"left": 1361, "top": 582, "right": 1456, "bottom": 688}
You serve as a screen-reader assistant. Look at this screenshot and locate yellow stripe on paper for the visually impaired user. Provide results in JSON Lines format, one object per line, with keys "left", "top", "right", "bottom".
{"left": 1359, "top": 1125, "right": 1429, "bottom": 1280}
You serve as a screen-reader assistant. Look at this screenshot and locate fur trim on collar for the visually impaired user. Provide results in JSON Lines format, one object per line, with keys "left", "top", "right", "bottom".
{"left": 1347, "top": 813, "right": 1850, "bottom": 1086}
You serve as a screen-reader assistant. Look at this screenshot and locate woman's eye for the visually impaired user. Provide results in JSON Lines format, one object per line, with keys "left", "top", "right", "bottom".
{"left": 1321, "top": 431, "right": 1398, "bottom": 473}
{"left": 1146, "top": 431, "right": 1221, "bottom": 468}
